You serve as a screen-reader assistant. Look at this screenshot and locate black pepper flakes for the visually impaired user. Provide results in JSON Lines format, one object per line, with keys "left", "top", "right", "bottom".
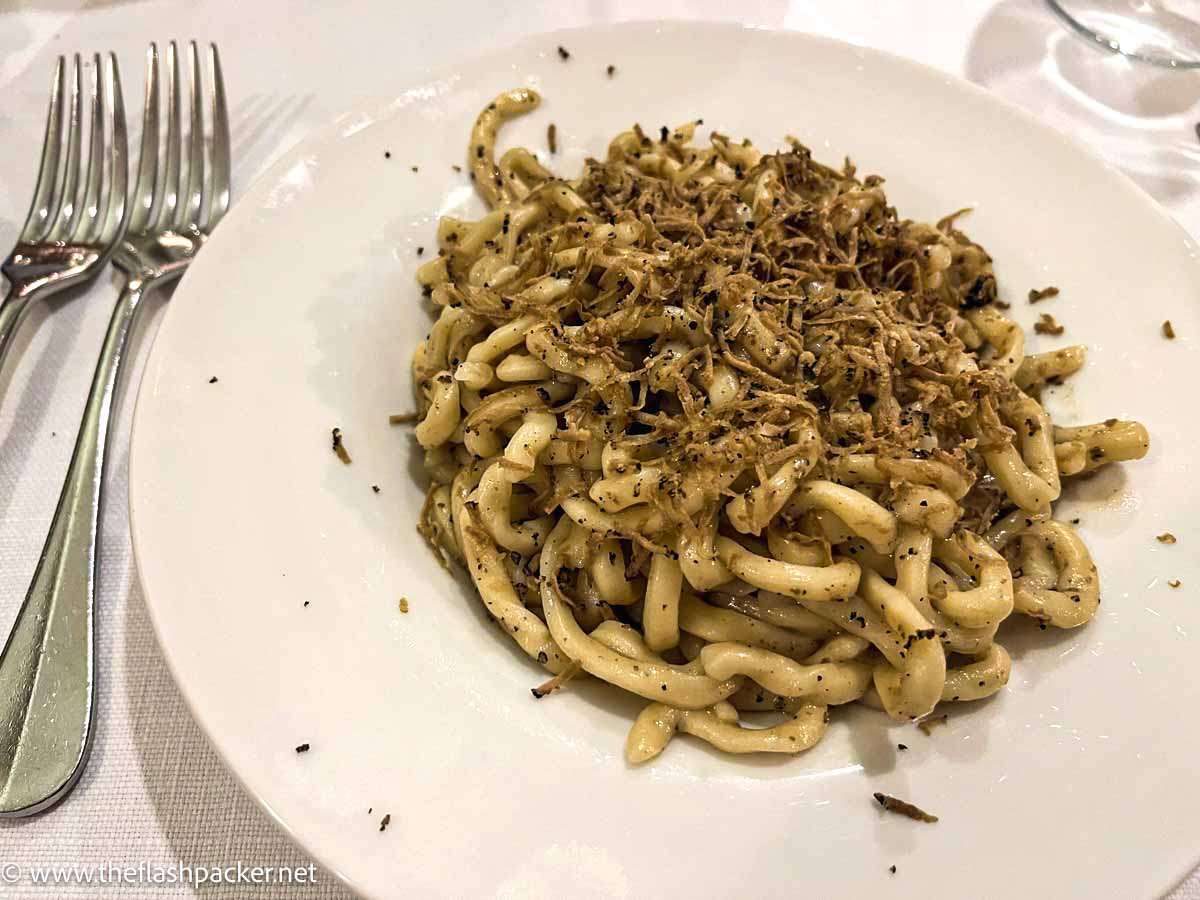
{"left": 295, "top": 743, "right": 310, "bottom": 753}
{"left": 606, "top": 63, "right": 616, "bottom": 77}
{"left": 379, "top": 814, "right": 391, "bottom": 832}
{"left": 208, "top": 376, "right": 218, "bottom": 384}
{"left": 556, "top": 45, "right": 570, "bottom": 60}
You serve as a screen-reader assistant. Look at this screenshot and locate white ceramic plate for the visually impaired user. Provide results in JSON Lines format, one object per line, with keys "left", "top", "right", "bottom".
{"left": 130, "top": 21, "right": 1200, "bottom": 899}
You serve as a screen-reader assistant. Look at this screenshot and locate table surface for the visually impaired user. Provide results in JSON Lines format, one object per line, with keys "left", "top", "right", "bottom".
{"left": 0, "top": 1, "right": 1196, "bottom": 897}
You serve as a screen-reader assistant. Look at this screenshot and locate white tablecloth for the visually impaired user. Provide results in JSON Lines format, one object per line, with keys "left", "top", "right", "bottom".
{"left": 0, "top": 1, "right": 1196, "bottom": 896}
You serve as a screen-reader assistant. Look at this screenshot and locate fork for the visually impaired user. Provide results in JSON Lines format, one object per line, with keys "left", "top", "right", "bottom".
{"left": 0, "top": 41, "right": 229, "bottom": 817}
{"left": 0, "top": 53, "right": 128, "bottom": 384}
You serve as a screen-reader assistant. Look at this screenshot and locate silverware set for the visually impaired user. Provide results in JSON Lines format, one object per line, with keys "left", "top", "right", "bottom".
{"left": 0, "top": 41, "right": 231, "bottom": 818}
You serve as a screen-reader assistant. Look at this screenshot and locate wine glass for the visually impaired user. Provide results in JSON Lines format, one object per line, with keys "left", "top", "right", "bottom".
{"left": 1047, "top": 0, "right": 1200, "bottom": 67}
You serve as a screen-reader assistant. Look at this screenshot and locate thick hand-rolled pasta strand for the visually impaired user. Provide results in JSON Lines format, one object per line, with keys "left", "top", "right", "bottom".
{"left": 966, "top": 305, "right": 1024, "bottom": 378}
{"left": 675, "top": 519, "right": 733, "bottom": 592}
{"left": 1015, "top": 345, "right": 1086, "bottom": 391}
{"left": 501, "top": 411, "right": 556, "bottom": 476}
{"left": 704, "top": 590, "right": 840, "bottom": 638}
{"left": 643, "top": 553, "right": 683, "bottom": 652}
{"left": 466, "top": 314, "right": 541, "bottom": 366}
{"left": 418, "top": 485, "right": 461, "bottom": 564}
{"left": 589, "top": 466, "right": 663, "bottom": 512}
{"left": 858, "top": 568, "right": 946, "bottom": 722}
{"left": 1053, "top": 420, "right": 1150, "bottom": 474}
{"left": 765, "top": 526, "right": 831, "bottom": 567}
{"left": 626, "top": 701, "right": 828, "bottom": 763}
{"left": 981, "top": 439, "right": 1055, "bottom": 513}
{"left": 705, "top": 362, "right": 740, "bottom": 409}
{"left": 1055, "top": 441, "right": 1087, "bottom": 476}
{"left": 804, "top": 633, "right": 873, "bottom": 664}
{"left": 538, "top": 519, "right": 742, "bottom": 708}
{"left": 453, "top": 489, "right": 570, "bottom": 674}
{"left": 699, "top": 642, "right": 873, "bottom": 704}
{"left": 678, "top": 594, "right": 820, "bottom": 659}
{"left": 891, "top": 484, "right": 960, "bottom": 539}
{"left": 415, "top": 372, "right": 461, "bottom": 449}
{"left": 941, "top": 643, "right": 1011, "bottom": 702}
{"left": 474, "top": 462, "right": 553, "bottom": 555}
{"left": 785, "top": 481, "right": 897, "bottom": 553}
{"left": 496, "top": 353, "right": 553, "bottom": 382}
{"left": 589, "top": 620, "right": 704, "bottom": 675}
{"left": 1013, "top": 520, "right": 1099, "bottom": 628}
{"left": 715, "top": 536, "right": 861, "bottom": 601}
{"left": 469, "top": 87, "right": 541, "bottom": 208}
{"left": 894, "top": 524, "right": 996, "bottom": 654}
{"left": 463, "top": 382, "right": 572, "bottom": 458}
{"left": 930, "top": 531, "right": 1014, "bottom": 628}
{"left": 1006, "top": 391, "right": 1061, "bottom": 500}
{"left": 984, "top": 507, "right": 1051, "bottom": 551}
{"left": 588, "top": 539, "right": 640, "bottom": 606}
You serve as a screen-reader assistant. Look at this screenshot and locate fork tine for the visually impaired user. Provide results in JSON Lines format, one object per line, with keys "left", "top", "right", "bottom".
{"left": 47, "top": 55, "right": 83, "bottom": 243}
{"left": 178, "top": 40, "right": 204, "bottom": 229}
{"left": 127, "top": 44, "right": 160, "bottom": 235}
{"left": 203, "top": 43, "right": 230, "bottom": 230}
{"left": 154, "top": 42, "right": 182, "bottom": 231}
{"left": 19, "top": 57, "right": 65, "bottom": 243}
{"left": 69, "top": 54, "right": 104, "bottom": 244}
{"left": 96, "top": 52, "right": 129, "bottom": 247}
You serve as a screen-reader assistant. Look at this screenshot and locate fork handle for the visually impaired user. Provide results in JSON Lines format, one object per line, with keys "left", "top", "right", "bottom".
{"left": 0, "top": 279, "right": 146, "bottom": 817}
{"left": 0, "top": 283, "right": 35, "bottom": 381}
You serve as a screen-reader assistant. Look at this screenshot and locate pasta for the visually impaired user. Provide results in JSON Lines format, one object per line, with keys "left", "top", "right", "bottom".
{"left": 411, "top": 89, "right": 1150, "bottom": 764}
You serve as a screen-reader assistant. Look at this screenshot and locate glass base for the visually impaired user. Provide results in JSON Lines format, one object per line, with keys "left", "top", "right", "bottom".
{"left": 1047, "top": 0, "right": 1200, "bottom": 68}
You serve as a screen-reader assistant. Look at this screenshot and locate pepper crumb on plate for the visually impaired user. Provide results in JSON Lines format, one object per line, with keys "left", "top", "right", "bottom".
{"left": 411, "top": 166, "right": 418, "bottom": 173}
{"left": 372, "top": 485, "right": 380, "bottom": 494}
{"left": 1034, "top": 313, "right": 1064, "bottom": 336}
{"left": 295, "top": 743, "right": 310, "bottom": 753}
{"left": 379, "top": 814, "right": 391, "bottom": 832}
{"left": 897, "top": 743, "right": 908, "bottom": 751}
{"left": 606, "top": 64, "right": 616, "bottom": 77}
{"left": 303, "top": 601, "right": 309, "bottom": 607}
{"left": 331, "top": 428, "right": 351, "bottom": 464}
{"left": 873, "top": 792, "right": 938, "bottom": 823}
{"left": 1164, "top": 320, "right": 1177, "bottom": 339}
{"left": 384, "top": 151, "right": 391, "bottom": 159}
{"left": 889, "top": 865, "right": 897, "bottom": 875}
{"left": 208, "top": 376, "right": 218, "bottom": 384}
{"left": 417, "top": 246, "right": 424, "bottom": 256}
{"left": 556, "top": 45, "right": 570, "bottom": 60}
